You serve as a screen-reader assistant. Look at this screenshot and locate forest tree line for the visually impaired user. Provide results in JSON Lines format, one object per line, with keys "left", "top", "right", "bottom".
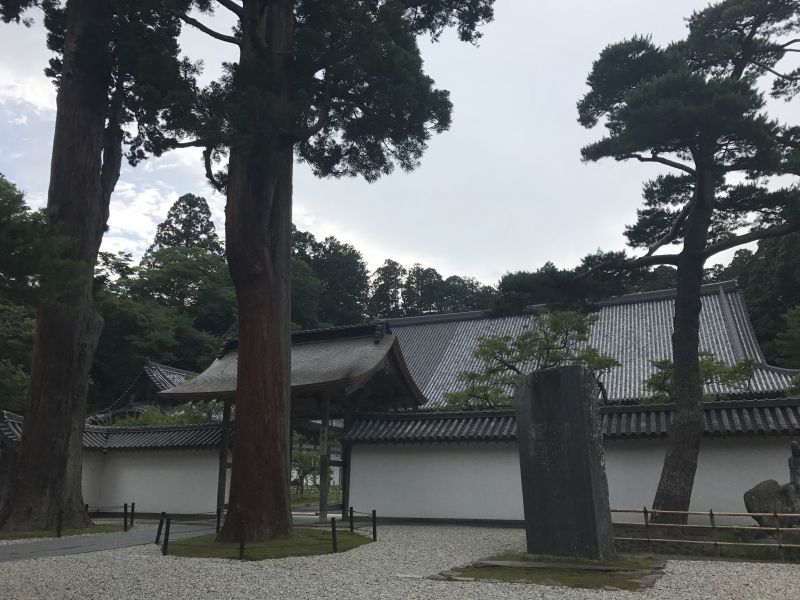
{"left": 2, "top": 175, "right": 800, "bottom": 414}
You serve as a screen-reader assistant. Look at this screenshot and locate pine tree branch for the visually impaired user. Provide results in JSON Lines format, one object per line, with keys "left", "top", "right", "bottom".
{"left": 298, "top": 76, "right": 332, "bottom": 139}
{"left": 621, "top": 153, "right": 696, "bottom": 175}
{"left": 169, "top": 138, "right": 214, "bottom": 149}
{"left": 780, "top": 38, "right": 800, "bottom": 48}
{"left": 645, "top": 200, "right": 694, "bottom": 256}
{"left": 752, "top": 60, "right": 800, "bottom": 81}
{"left": 702, "top": 222, "right": 800, "bottom": 258}
{"left": 215, "top": 0, "right": 242, "bottom": 16}
{"left": 179, "top": 14, "right": 239, "bottom": 45}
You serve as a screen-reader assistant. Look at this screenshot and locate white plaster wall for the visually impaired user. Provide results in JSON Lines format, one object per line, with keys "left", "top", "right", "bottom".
{"left": 349, "top": 443, "right": 524, "bottom": 520}
{"left": 349, "top": 438, "right": 793, "bottom": 523}
{"left": 83, "top": 450, "right": 225, "bottom": 514}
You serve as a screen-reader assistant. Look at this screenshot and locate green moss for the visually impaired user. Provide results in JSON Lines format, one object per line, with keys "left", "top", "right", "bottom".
{"left": 0, "top": 523, "right": 122, "bottom": 541}
{"left": 449, "top": 553, "right": 663, "bottom": 590}
{"left": 167, "top": 527, "right": 371, "bottom": 560}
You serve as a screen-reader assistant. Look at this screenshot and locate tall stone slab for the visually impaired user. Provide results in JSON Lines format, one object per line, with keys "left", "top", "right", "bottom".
{"left": 514, "top": 365, "right": 615, "bottom": 559}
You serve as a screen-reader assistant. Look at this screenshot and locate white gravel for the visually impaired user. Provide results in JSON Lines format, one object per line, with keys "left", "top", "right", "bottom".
{"left": 0, "top": 525, "right": 798, "bottom": 600}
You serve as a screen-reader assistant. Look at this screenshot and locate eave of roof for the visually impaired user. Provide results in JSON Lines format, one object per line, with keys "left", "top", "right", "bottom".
{"left": 342, "top": 397, "right": 800, "bottom": 444}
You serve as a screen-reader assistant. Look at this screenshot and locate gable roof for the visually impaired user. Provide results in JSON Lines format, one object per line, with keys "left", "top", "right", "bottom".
{"left": 386, "top": 281, "right": 798, "bottom": 408}
{"left": 93, "top": 360, "right": 197, "bottom": 419}
{"left": 159, "top": 324, "right": 425, "bottom": 415}
{"left": 343, "top": 397, "right": 800, "bottom": 444}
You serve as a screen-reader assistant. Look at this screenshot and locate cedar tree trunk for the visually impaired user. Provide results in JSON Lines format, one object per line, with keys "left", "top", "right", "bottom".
{"left": 0, "top": 0, "right": 120, "bottom": 532}
{"left": 651, "top": 165, "right": 715, "bottom": 524}
{"left": 217, "top": 0, "right": 294, "bottom": 542}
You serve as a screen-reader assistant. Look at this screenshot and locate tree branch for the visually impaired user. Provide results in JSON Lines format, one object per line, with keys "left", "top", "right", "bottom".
{"left": 752, "top": 60, "right": 800, "bottom": 81}
{"left": 203, "top": 148, "right": 225, "bottom": 193}
{"left": 780, "top": 38, "right": 800, "bottom": 48}
{"left": 645, "top": 200, "right": 694, "bottom": 256}
{"left": 702, "top": 222, "right": 800, "bottom": 258}
{"left": 179, "top": 14, "right": 239, "bottom": 45}
{"left": 169, "top": 138, "right": 214, "bottom": 149}
{"left": 215, "top": 0, "right": 242, "bottom": 16}
{"left": 298, "top": 75, "right": 332, "bottom": 139}
{"left": 574, "top": 251, "right": 680, "bottom": 283}
{"left": 621, "top": 153, "right": 696, "bottom": 176}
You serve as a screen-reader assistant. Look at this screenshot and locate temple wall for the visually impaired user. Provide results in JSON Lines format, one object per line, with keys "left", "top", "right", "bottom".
{"left": 81, "top": 450, "right": 226, "bottom": 515}
{"left": 349, "top": 437, "right": 792, "bottom": 524}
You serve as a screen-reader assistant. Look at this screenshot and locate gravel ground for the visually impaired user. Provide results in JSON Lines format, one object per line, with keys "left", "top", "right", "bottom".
{"left": 0, "top": 525, "right": 798, "bottom": 600}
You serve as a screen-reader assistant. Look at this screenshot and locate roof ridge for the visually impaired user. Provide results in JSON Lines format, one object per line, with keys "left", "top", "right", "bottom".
{"left": 594, "top": 280, "right": 739, "bottom": 307}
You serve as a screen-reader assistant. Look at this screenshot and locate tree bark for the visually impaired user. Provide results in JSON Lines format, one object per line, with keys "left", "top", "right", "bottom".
{"left": 651, "top": 165, "right": 715, "bottom": 524}
{"left": 217, "top": 0, "right": 294, "bottom": 542}
{"left": 0, "top": 0, "right": 116, "bottom": 532}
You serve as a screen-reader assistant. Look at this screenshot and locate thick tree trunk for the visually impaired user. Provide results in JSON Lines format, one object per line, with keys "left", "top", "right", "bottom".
{"left": 651, "top": 167, "right": 715, "bottom": 524}
{"left": 0, "top": 0, "right": 116, "bottom": 532}
{"left": 217, "top": 0, "right": 294, "bottom": 543}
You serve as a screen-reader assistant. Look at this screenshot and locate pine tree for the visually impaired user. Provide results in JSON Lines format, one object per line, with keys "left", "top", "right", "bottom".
{"left": 578, "top": 0, "right": 800, "bottom": 521}
{"left": 147, "top": 194, "right": 223, "bottom": 255}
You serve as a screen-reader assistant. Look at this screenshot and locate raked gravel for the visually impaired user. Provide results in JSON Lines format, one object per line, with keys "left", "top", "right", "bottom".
{"left": 0, "top": 525, "right": 798, "bottom": 600}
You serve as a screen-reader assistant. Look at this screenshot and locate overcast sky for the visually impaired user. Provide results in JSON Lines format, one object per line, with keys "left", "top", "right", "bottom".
{"left": 0, "top": 1, "right": 792, "bottom": 284}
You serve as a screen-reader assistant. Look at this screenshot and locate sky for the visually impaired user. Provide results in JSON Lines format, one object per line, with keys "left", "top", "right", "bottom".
{"left": 0, "top": 1, "right": 794, "bottom": 285}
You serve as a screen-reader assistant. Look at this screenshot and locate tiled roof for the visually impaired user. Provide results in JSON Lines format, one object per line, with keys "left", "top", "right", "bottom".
{"left": 387, "top": 281, "right": 799, "bottom": 408}
{"left": 93, "top": 360, "right": 197, "bottom": 418}
{"left": 343, "top": 397, "right": 800, "bottom": 444}
{"left": 0, "top": 411, "right": 225, "bottom": 451}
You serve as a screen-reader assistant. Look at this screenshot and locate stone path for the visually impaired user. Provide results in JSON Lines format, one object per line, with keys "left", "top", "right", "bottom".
{"left": 0, "top": 513, "right": 323, "bottom": 563}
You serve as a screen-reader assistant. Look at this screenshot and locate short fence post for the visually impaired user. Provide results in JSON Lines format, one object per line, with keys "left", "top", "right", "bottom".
{"left": 216, "top": 507, "right": 222, "bottom": 533}
{"left": 372, "top": 509, "right": 377, "bottom": 542}
{"left": 643, "top": 506, "right": 652, "bottom": 554}
{"left": 123, "top": 503, "right": 128, "bottom": 532}
{"left": 239, "top": 524, "right": 245, "bottom": 560}
{"left": 162, "top": 518, "right": 171, "bottom": 556}
{"left": 84, "top": 503, "right": 89, "bottom": 515}
{"left": 709, "top": 509, "right": 719, "bottom": 557}
{"left": 130, "top": 502, "right": 135, "bottom": 527}
{"left": 349, "top": 506, "right": 354, "bottom": 533}
{"left": 155, "top": 512, "right": 166, "bottom": 544}
{"left": 56, "top": 509, "right": 64, "bottom": 538}
{"left": 774, "top": 511, "right": 785, "bottom": 561}
{"left": 331, "top": 517, "right": 338, "bottom": 553}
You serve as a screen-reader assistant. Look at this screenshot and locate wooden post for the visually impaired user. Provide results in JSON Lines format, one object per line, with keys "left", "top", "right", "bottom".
{"left": 331, "top": 517, "right": 338, "bottom": 553}
{"left": 155, "top": 512, "right": 165, "bottom": 544}
{"left": 643, "top": 506, "right": 652, "bottom": 554}
{"left": 709, "top": 510, "right": 718, "bottom": 557}
{"left": 123, "top": 503, "right": 128, "bottom": 532}
{"left": 130, "top": 502, "right": 135, "bottom": 527}
{"left": 318, "top": 396, "right": 331, "bottom": 523}
{"left": 349, "top": 506, "right": 354, "bottom": 533}
{"left": 162, "top": 518, "right": 171, "bottom": 555}
{"left": 239, "top": 524, "right": 245, "bottom": 560}
{"left": 774, "top": 511, "right": 785, "bottom": 561}
{"left": 217, "top": 399, "right": 232, "bottom": 521}
{"left": 372, "top": 509, "right": 377, "bottom": 541}
{"left": 56, "top": 509, "right": 63, "bottom": 538}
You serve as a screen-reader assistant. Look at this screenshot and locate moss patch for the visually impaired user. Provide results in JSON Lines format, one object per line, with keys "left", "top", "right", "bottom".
{"left": 443, "top": 553, "right": 664, "bottom": 591}
{"left": 167, "top": 527, "right": 371, "bottom": 560}
{"left": 0, "top": 523, "right": 122, "bottom": 541}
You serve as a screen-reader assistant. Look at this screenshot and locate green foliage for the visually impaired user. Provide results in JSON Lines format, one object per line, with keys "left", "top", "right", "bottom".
{"left": 291, "top": 433, "right": 320, "bottom": 494}
{"left": 112, "top": 400, "right": 223, "bottom": 426}
{"left": 291, "top": 226, "right": 369, "bottom": 325}
{"left": 147, "top": 194, "right": 223, "bottom": 255}
{"left": 444, "top": 311, "right": 619, "bottom": 410}
{"left": 708, "top": 233, "right": 800, "bottom": 367}
{"left": 644, "top": 352, "right": 756, "bottom": 403}
{"left": 291, "top": 257, "right": 322, "bottom": 330}
{"left": 774, "top": 305, "right": 800, "bottom": 368}
{"left": 369, "top": 259, "right": 407, "bottom": 318}
{"left": 789, "top": 374, "right": 800, "bottom": 397}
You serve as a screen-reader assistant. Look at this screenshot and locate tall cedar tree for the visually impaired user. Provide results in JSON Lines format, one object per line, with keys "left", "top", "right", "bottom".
{"left": 578, "top": 0, "right": 800, "bottom": 521}
{"left": 146, "top": 193, "right": 224, "bottom": 255}
{"left": 369, "top": 259, "right": 407, "bottom": 318}
{"left": 167, "top": 0, "right": 494, "bottom": 541}
{"left": 0, "top": 0, "right": 196, "bottom": 531}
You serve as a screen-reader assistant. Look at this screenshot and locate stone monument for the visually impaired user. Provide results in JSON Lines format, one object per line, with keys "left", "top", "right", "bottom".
{"left": 514, "top": 365, "right": 616, "bottom": 560}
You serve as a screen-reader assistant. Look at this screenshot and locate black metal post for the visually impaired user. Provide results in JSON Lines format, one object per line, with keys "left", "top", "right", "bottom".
{"left": 239, "top": 525, "right": 245, "bottom": 560}
{"left": 331, "top": 517, "right": 338, "bottom": 553}
{"left": 162, "top": 518, "right": 171, "bottom": 556}
{"left": 123, "top": 503, "right": 128, "bottom": 532}
{"left": 56, "top": 509, "right": 64, "bottom": 538}
{"left": 372, "top": 509, "right": 377, "bottom": 541}
{"left": 84, "top": 503, "right": 89, "bottom": 515}
{"left": 130, "top": 502, "right": 135, "bottom": 527}
{"left": 349, "top": 506, "right": 354, "bottom": 533}
{"left": 155, "top": 512, "right": 166, "bottom": 544}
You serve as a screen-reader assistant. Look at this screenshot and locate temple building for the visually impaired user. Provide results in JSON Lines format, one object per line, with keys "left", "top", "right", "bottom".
{"left": 1, "top": 281, "right": 798, "bottom": 522}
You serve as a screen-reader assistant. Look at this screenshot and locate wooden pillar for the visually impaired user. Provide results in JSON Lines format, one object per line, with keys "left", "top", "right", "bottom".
{"left": 318, "top": 396, "right": 330, "bottom": 523}
{"left": 216, "top": 398, "right": 232, "bottom": 518}
{"left": 340, "top": 399, "right": 354, "bottom": 518}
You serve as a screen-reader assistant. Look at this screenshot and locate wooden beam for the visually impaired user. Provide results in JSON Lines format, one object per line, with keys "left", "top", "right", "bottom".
{"left": 216, "top": 399, "right": 232, "bottom": 519}
{"left": 318, "top": 396, "right": 330, "bottom": 523}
